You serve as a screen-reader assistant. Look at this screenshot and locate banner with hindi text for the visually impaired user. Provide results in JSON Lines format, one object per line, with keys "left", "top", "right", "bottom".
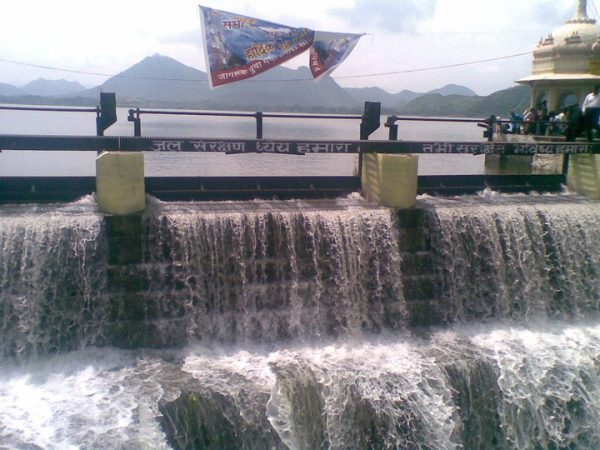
{"left": 310, "top": 31, "right": 363, "bottom": 80}
{"left": 199, "top": 6, "right": 315, "bottom": 88}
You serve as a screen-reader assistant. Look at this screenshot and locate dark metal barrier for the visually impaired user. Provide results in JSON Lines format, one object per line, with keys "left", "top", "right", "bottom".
{"left": 0, "top": 175, "right": 568, "bottom": 203}
{"left": 0, "top": 176, "right": 361, "bottom": 203}
{"left": 1, "top": 134, "right": 599, "bottom": 155}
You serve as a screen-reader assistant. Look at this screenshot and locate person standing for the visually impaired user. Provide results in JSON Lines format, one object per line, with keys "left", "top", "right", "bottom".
{"left": 523, "top": 108, "right": 538, "bottom": 135}
{"left": 537, "top": 101, "right": 548, "bottom": 135}
{"left": 509, "top": 111, "right": 522, "bottom": 134}
{"left": 582, "top": 85, "right": 600, "bottom": 141}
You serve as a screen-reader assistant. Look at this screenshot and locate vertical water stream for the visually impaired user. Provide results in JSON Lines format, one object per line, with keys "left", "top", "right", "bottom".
{"left": 0, "top": 194, "right": 599, "bottom": 449}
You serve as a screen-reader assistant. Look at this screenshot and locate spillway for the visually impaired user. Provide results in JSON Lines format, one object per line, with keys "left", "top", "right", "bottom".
{"left": 0, "top": 193, "right": 599, "bottom": 449}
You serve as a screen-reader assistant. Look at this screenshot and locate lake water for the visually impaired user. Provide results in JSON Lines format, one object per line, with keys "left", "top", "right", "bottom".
{"left": 0, "top": 106, "right": 486, "bottom": 176}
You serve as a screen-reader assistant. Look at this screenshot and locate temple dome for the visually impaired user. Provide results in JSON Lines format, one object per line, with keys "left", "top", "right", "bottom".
{"left": 515, "top": 0, "right": 600, "bottom": 112}
{"left": 537, "top": 0, "right": 600, "bottom": 49}
{"left": 517, "top": 0, "right": 600, "bottom": 84}
{"left": 550, "top": 21, "right": 600, "bottom": 46}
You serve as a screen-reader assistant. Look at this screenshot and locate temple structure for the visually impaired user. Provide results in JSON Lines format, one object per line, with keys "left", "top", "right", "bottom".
{"left": 517, "top": 0, "right": 600, "bottom": 111}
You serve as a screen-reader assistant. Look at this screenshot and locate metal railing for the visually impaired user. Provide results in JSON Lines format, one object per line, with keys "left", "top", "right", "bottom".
{"left": 1, "top": 93, "right": 592, "bottom": 148}
{"left": 127, "top": 108, "right": 362, "bottom": 138}
{"left": 0, "top": 104, "right": 101, "bottom": 131}
{"left": 0, "top": 92, "right": 117, "bottom": 136}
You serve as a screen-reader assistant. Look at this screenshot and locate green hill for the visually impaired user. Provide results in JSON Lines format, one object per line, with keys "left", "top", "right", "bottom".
{"left": 399, "top": 85, "right": 530, "bottom": 118}
{"left": 466, "top": 85, "right": 531, "bottom": 117}
{"left": 399, "top": 94, "right": 480, "bottom": 116}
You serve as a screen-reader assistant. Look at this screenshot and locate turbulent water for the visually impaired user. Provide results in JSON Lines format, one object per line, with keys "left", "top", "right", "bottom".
{"left": 428, "top": 193, "right": 600, "bottom": 323}
{"left": 0, "top": 193, "right": 599, "bottom": 449}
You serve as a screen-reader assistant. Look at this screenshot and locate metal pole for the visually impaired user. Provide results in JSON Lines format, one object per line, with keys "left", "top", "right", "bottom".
{"left": 255, "top": 112, "right": 263, "bottom": 139}
{"left": 385, "top": 115, "right": 399, "bottom": 140}
{"left": 96, "top": 106, "right": 103, "bottom": 136}
{"left": 487, "top": 115, "right": 496, "bottom": 142}
{"left": 128, "top": 108, "right": 142, "bottom": 137}
{"left": 134, "top": 109, "right": 141, "bottom": 137}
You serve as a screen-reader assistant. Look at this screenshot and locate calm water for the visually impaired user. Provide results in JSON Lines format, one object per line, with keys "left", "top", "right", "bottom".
{"left": 0, "top": 106, "right": 485, "bottom": 176}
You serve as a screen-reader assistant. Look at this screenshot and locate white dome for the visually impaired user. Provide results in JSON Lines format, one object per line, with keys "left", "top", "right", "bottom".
{"left": 516, "top": 0, "right": 600, "bottom": 110}
{"left": 517, "top": 0, "right": 600, "bottom": 86}
{"left": 551, "top": 21, "right": 600, "bottom": 45}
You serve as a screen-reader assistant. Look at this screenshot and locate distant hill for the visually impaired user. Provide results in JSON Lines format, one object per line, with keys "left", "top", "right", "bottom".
{"left": 0, "top": 54, "right": 530, "bottom": 115}
{"left": 345, "top": 84, "right": 475, "bottom": 111}
{"left": 82, "top": 55, "right": 476, "bottom": 112}
{"left": 400, "top": 94, "right": 480, "bottom": 116}
{"left": 22, "top": 78, "right": 86, "bottom": 96}
{"left": 0, "top": 82, "right": 22, "bottom": 96}
{"left": 82, "top": 54, "right": 210, "bottom": 106}
{"left": 80, "top": 54, "right": 357, "bottom": 111}
{"left": 400, "top": 85, "right": 530, "bottom": 117}
{"left": 345, "top": 87, "right": 421, "bottom": 110}
{"left": 465, "top": 85, "right": 531, "bottom": 117}
{"left": 427, "top": 84, "right": 477, "bottom": 97}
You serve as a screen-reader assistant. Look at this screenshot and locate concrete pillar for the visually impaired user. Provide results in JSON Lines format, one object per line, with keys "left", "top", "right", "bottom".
{"left": 546, "top": 89, "right": 559, "bottom": 112}
{"left": 361, "top": 153, "right": 418, "bottom": 209}
{"left": 96, "top": 151, "right": 146, "bottom": 215}
{"left": 567, "top": 154, "right": 600, "bottom": 199}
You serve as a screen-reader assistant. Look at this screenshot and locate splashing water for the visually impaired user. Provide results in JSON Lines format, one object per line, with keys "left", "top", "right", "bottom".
{"left": 428, "top": 195, "right": 600, "bottom": 322}
{"left": 0, "top": 194, "right": 599, "bottom": 448}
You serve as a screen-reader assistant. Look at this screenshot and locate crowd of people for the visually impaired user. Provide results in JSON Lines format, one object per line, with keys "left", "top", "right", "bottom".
{"left": 499, "top": 85, "right": 600, "bottom": 141}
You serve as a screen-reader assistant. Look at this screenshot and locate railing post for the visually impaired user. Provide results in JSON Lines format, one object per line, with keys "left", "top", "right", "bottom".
{"left": 358, "top": 102, "right": 381, "bottom": 178}
{"left": 478, "top": 115, "right": 496, "bottom": 142}
{"left": 385, "top": 115, "right": 399, "bottom": 140}
{"left": 96, "top": 106, "right": 103, "bottom": 136}
{"left": 486, "top": 115, "right": 495, "bottom": 142}
{"left": 255, "top": 112, "right": 263, "bottom": 139}
{"left": 96, "top": 92, "right": 117, "bottom": 137}
{"left": 128, "top": 108, "right": 142, "bottom": 137}
{"left": 360, "top": 102, "right": 381, "bottom": 140}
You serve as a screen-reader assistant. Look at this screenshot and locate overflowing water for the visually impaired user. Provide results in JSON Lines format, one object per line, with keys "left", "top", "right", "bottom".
{"left": 0, "top": 193, "right": 599, "bottom": 449}
{"left": 428, "top": 193, "right": 600, "bottom": 323}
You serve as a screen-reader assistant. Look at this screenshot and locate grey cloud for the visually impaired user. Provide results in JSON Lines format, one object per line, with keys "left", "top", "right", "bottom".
{"left": 328, "top": 0, "right": 437, "bottom": 33}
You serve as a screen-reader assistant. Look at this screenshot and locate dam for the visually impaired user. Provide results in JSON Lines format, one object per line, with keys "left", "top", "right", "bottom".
{"left": 3, "top": 0, "right": 600, "bottom": 447}
{"left": 1, "top": 192, "right": 599, "bottom": 449}
{"left": 1, "top": 97, "right": 600, "bottom": 449}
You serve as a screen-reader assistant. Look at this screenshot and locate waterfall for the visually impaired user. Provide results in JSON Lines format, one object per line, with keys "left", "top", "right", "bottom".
{"left": 140, "top": 202, "right": 406, "bottom": 343}
{"left": 428, "top": 194, "right": 600, "bottom": 322}
{"left": 0, "top": 199, "right": 406, "bottom": 357}
{"left": 0, "top": 204, "right": 108, "bottom": 358}
{"left": 0, "top": 194, "right": 599, "bottom": 449}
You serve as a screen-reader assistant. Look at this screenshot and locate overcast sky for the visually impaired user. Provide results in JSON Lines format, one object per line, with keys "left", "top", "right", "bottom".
{"left": 0, "top": 0, "right": 594, "bottom": 95}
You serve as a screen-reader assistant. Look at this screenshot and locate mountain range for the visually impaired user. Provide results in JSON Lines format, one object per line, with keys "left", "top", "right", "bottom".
{"left": 0, "top": 54, "right": 530, "bottom": 116}
{"left": 0, "top": 79, "right": 86, "bottom": 97}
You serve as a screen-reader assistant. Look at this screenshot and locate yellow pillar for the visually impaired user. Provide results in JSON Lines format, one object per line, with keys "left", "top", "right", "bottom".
{"left": 567, "top": 154, "right": 600, "bottom": 199}
{"left": 96, "top": 151, "right": 146, "bottom": 215}
{"left": 361, "top": 153, "right": 418, "bottom": 209}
